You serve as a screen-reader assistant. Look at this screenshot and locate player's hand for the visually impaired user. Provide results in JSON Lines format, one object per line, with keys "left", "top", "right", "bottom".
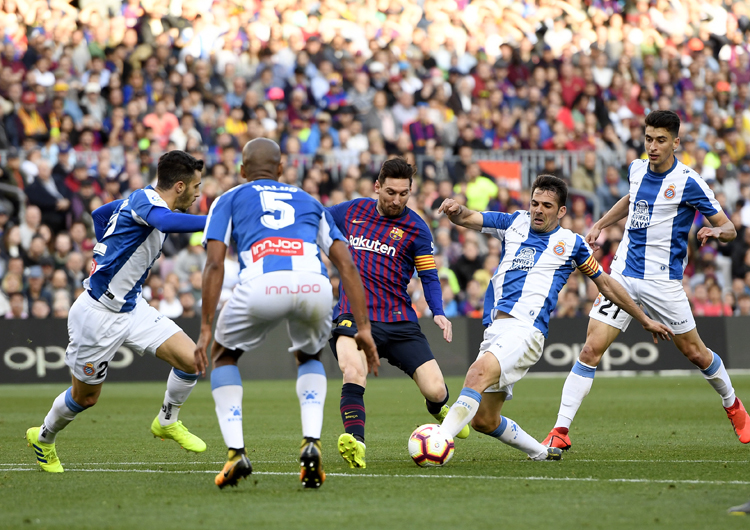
{"left": 697, "top": 226, "right": 721, "bottom": 246}
{"left": 585, "top": 226, "right": 602, "bottom": 249}
{"left": 194, "top": 331, "right": 211, "bottom": 377}
{"left": 433, "top": 315, "right": 452, "bottom": 343}
{"left": 354, "top": 328, "right": 379, "bottom": 377}
{"left": 437, "top": 198, "right": 461, "bottom": 216}
{"left": 642, "top": 319, "right": 674, "bottom": 343}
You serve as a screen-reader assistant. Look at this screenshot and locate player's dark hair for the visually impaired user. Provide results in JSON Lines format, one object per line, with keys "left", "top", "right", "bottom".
{"left": 156, "top": 150, "right": 204, "bottom": 190}
{"left": 531, "top": 175, "right": 568, "bottom": 208}
{"left": 377, "top": 157, "right": 415, "bottom": 185}
{"left": 645, "top": 110, "right": 680, "bottom": 139}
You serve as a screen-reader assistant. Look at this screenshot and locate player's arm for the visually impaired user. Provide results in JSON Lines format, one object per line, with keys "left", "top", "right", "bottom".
{"left": 698, "top": 211, "right": 736, "bottom": 245}
{"left": 586, "top": 194, "right": 629, "bottom": 248}
{"left": 591, "top": 272, "right": 674, "bottom": 343}
{"left": 194, "top": 239, "right": 227, "bottom": 376}
{"left": 92, "top": 200, "right": 122, "bottom": 240}
{"left": 437, "top": 198, "right": 484, "bottom": 231}
{"left": 328, "top": 239, "right": 380, "bottom": 376}
{"left": 145, "top": 208, "right": 207, "bottom": 233}
{"left": 413, "top": 231, "right": 452, "bottom": 343}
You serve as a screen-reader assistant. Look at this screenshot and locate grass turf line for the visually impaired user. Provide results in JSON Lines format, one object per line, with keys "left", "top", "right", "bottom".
{"left": 2, "top": 375, "right": 750, "bottom": 530}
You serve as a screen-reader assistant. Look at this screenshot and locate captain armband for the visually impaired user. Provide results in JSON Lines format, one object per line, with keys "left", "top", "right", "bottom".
{"left": 577, "top": 255, "right": 602, "bottom": 279}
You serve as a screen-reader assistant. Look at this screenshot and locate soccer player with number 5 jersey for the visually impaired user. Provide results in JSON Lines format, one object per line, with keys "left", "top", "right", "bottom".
{"left": 327, "top": 158, "right": 470, "bottom": 470}
{"left": 543, "top": 110, "right": 750, "bottom": 451}
{"left": 197, "top": 139, "right": 376, "bottom": 489}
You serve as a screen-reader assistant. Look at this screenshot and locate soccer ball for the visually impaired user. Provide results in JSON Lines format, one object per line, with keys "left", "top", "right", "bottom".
{"left": 408, "top": 424, "right": 455, "bottom": 467}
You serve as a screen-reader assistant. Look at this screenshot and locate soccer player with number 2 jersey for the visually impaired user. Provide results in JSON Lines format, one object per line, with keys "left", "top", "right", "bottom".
{"left": 26, "top": 151, "right": 209, "bottom": 473}
{"left": 543, "top": 110, "right": 750, "bottom": 451}
{"left": 327, "top": 158, "right": 469, "bottom": 469}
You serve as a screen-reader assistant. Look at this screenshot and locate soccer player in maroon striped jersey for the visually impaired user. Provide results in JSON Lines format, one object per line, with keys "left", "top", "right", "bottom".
{"left": 327, "top": 158, "right": 470, "bottom": 469}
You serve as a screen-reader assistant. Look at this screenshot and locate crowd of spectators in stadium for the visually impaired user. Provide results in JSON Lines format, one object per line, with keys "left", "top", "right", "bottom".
{"left": 1, "top": 0, "right": 750, "bottom": 320}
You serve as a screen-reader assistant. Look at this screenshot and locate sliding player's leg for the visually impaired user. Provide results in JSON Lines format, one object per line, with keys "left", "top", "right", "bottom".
{"left": 472, "top": 390, "right": 561, "bottom": 461}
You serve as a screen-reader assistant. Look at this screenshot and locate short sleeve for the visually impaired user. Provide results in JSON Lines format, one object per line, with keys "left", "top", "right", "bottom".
{"left": 480, "top": 210, "right": 521, "bottom": 240}
{"left": 317, "top": 208, "right": 347, "bottom": 255}
{"left": 203, "top": 192, "right": 234, "bottom": 246}
{"left": 129, "top": 188, "right": 169, "bottom": 226}
{"left": 326, "top": 201, "right": 351, "bottom": 233}
{"left": 683, "top": 175, "right": 721, "bottom": 217}
{"left": 572, "top": 235, "right": 602, "bottom": 279}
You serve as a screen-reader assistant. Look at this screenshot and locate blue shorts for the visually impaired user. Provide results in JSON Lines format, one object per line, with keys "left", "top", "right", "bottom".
{"left": 329, "top": 314, "right": 435, "bottom": 377}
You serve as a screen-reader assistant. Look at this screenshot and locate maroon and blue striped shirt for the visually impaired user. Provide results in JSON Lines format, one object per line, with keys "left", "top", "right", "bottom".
{"left": 328, "top": 198, "right": 444, "bottom": 323}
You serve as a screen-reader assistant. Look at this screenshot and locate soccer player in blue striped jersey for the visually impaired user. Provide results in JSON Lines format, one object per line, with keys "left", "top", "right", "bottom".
{"left": 195, "top": 138, "right": 376, "bottom": 489}
{"left": 26, "top": 151, "right": 209, "bottom": 473}
{"left": 327, "top": 157, "right": 467, "bottom": 470}
{"left": 544, "top": 110, "right": 750, "bottom": 451}
{"left": 437, "top": 175, "right": 673, "bottom": 461}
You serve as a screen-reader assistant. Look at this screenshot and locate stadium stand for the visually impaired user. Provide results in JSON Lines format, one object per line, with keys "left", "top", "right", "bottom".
{"left": 0, "top": 0, "right": 749, "bottom": 320}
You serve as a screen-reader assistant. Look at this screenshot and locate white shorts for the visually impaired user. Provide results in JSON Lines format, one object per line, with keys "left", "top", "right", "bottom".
{"left": 588, "top": 270, "right": 696, "bottom": 335}
{"left": 215, "top": 270, "right": 333, "bottom": 355}
{"left": 66, "top": 292, "right": 182, "bottom": 384}
{"left": 478, "top": 318, "right": 545, "bottom": 400}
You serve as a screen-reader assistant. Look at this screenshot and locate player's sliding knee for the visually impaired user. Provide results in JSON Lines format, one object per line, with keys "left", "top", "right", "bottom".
{"left": 470, "top": 414, "right": 495, "bottom": 434}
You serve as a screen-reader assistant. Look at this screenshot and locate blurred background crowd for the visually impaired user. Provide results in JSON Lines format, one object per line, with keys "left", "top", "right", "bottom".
{"left": 1, "top": 0, "right": 750, "bottom": 320}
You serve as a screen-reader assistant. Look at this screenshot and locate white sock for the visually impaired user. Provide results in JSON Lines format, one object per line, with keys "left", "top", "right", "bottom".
{"left": 158, "top": 368, "right": 198, "bottom": 426}
{"left": 39, "top": 387, "right": 85, "bottom": 443}
{"left": 211, "top": 365, "right": 245, "bottom": 449}
{"left": 296, "top": 359, "right": 327, "bottom": 439}
{"left": 441, "top": 388, "right": 481, "bottom": 439}
{"left": 489, "top": 416, "right": 547, "bottom": 460}
{"left": 555, "top": 360, "right": 596, "bottom": 429}
{"left": 701, "top": 351, "right": 736, "bottom": 408}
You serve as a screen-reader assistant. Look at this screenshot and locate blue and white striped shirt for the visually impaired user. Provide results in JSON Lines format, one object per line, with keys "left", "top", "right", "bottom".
{"left": 612, "top": 158, "right": 721, "bottom": 280}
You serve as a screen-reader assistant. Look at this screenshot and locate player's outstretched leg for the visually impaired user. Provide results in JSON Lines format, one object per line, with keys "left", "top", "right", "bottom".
{"left": 151, "top": 368, "right": 206, "bottom": 452}
{"left": 543, "top": 360, "right": 596, "bottom": 450}
{"left": 211, "top": 364, "right": 252, "bottom": 488}
{"left": 486, "top": 416, "right": 560, "bottom": 461}
{"left": 27, "top": 386, "right": 92, "bottom": 473}
{"left": 296, "top": 356, "right": 327, "bottom": 488}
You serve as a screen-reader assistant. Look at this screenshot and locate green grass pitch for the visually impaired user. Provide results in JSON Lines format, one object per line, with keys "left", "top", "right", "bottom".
{"left": 2, "top": 374, "right": 750, "bottom": 530}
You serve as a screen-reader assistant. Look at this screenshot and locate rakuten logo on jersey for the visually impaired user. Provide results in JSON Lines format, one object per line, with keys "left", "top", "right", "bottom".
{"left": 251, "top": 237, "right": 304, "bottom": 262}
{"left": 349, "top": 235, "right": 396, "bottom": 257}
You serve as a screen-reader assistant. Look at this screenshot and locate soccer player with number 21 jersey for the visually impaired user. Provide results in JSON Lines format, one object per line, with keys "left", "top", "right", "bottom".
{"left": 544, "top": 110, "right": 750, "bottom": 451}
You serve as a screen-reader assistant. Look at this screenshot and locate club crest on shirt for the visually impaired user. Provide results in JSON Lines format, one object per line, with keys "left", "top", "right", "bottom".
{"left": 553, "top": 241, "right": 566, "bottom": 255}
{"left": 664, "top": 184, "right": 677, "bottom": 200}
{"left": 509, "top": 247, "right": 536, "bottom": 271}
{"left": 389, "top": 227, "right": 404, "bottom": 241}
{"left": 630, "top": 200, "right": 651, "bottom": 229}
